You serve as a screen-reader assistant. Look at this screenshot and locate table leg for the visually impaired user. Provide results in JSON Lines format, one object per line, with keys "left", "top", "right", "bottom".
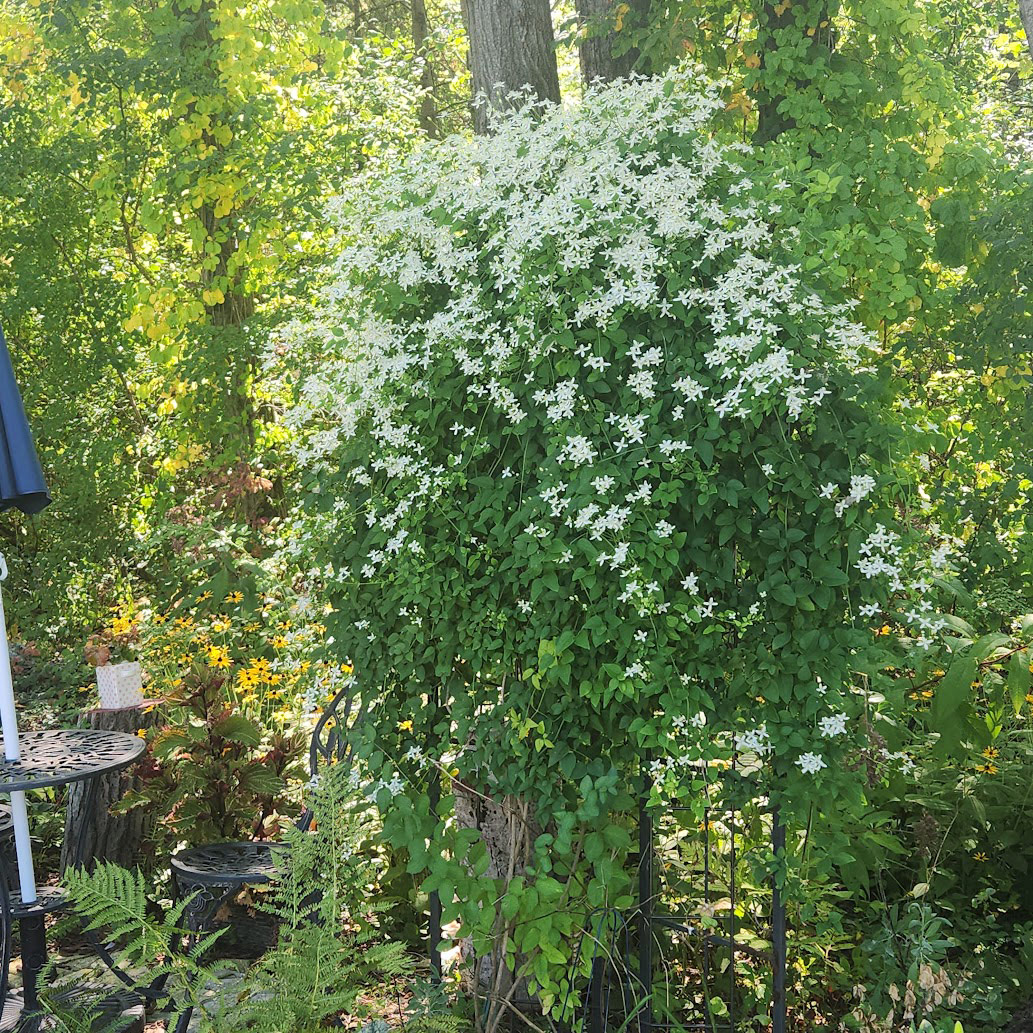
{"left": 19, "top": 911, "right": 47, "bottom": 1012}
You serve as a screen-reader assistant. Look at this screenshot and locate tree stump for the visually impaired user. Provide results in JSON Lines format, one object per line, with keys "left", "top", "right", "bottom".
{"left": 61, "top": 704, "right": 157, "bottom": 872}
{"left": 454, "top": 780, "right": 542, "bottom": 1015}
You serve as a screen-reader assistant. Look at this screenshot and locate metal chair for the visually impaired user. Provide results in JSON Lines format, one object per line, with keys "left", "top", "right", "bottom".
{"left": 0, "top": 808, "right": 66, "bottom": 927}
{"left": 169, "top": 678, "right": 362, "bottom": 934}
{"left": 0, "top": 855, "right": 143, "bottom": 1033}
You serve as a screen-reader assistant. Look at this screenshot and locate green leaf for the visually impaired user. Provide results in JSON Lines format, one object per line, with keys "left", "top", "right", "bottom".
{"left": 1008, "top": 650, "right": 1030, "bottom": 717}
{"left": 213, "top": 714, "right": 263, "bottom": 746}
{"left": 929, "top": 655, "right": 977, "bottom": 755}
{"left": 939, "top": 614, "right": 976, "bottom": 640}
{"left": 968, "top": 632, "right": 1009, "bottom": 663}
{"left": 151, "top": 729, "right": 192, "bottom": 758}
{"left": 237, "top": 766, "right": 286, "bottom": 796}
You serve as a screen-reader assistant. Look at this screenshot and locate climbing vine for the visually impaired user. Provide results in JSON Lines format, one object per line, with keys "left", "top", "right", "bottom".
{"left": 283, "top": 69, "right": 950, "bottom": 1014}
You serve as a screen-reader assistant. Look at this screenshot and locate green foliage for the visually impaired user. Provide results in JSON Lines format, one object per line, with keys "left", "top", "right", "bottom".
{"left": 900, "top": 171, "right": 1033, "bottom": 601}
{"left": 284, "top": 68, "right": 952, "bottom": 1019}
{"left": 218, "top": 766, "right": 413, "bottom": 1032}
{"left": 0, "top": 0, "right": 447, "bottom": 652}
{"left": 56, "top": 861, "right": 226, "bottom": 1026}
{"left": 118, "top": 662, "right": 304, "bottom": 851}
{"left": 0, "top": 0, "right": 1030, "bottom": 1027}
{"left": 61, "top": 765, "right": 446, "bottom": 1033}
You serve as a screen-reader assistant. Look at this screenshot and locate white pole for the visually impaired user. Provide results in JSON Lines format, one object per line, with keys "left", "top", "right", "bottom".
{"left": 0, "top": 554, "right": 37, "bottom": 904}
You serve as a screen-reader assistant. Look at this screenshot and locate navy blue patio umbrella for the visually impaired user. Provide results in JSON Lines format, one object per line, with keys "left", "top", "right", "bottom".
{"left": 0, "top": 325, "right": 50, "bottom": 907}
{"left": 0, "top": 327, "right": 50, "bottom": 515}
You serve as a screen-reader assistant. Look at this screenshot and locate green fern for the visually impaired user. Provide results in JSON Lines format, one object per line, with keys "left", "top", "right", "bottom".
{"left": 59, "top": 765, "right": 462, "bottom": 1033}
{"left": 203, "top": 765, "right": 421, "bottom": 1032}
{"left": 58, "top": 861, "right": 228, "bottom": 1029}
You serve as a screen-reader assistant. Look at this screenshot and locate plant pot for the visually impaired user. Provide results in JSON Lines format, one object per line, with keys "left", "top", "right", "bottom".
{"left": 95, "top": 661, "right": 144, "bottom": 710}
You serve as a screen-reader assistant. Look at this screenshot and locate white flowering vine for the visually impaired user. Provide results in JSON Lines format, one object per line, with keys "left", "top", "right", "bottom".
{"left": 275, "top": 69, "right": 947, "bottom": 945}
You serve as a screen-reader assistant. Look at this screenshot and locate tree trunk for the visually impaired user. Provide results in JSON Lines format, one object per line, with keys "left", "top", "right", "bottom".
{"left": 412, "top": 0, "right": 439, "bottom": 137}
{"left": 754, "top": 1, "right": 837, "bottom": 145}
{"left": 193, "top": 0, "right": 262, "bottom": 528}
{"left": 454, "top": 782, "right": 542, "bottom": 1033}
{"left": 461, "top": 0, "right": 561, "bottom": 133}
{"left": 61, "top": 706, "right": 156, "bottom": 872}
{"left": 576, "top": 0, "right": 647, "bottom": 85}
{"left": 1020, "top": 0, "right": 1033, "bottom": 62}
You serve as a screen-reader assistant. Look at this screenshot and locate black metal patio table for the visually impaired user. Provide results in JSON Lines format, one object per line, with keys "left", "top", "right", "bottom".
{"left": 0, "top": 729, "right": 146, "bottom": 1016}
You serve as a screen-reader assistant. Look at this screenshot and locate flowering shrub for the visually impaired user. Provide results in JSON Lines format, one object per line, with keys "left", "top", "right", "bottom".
{"left": 84, "top": 615, "right": 141, "bottom": 666}
{"left": 142, "top": 587, "right": 334, "bottom": 730}
{"left": 118, "top": 586, "right": 342, "bottom": 849}
{"left": 281, "top": 69, "right": 949, "bottom": 1011}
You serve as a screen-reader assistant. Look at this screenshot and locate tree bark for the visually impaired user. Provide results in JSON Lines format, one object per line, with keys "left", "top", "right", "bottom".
{"left": 412, "top": 0, "right": 439, "bottom": 137}
{"left": 754, "top": 1, "right": 837, "bottom": 146}
{"left": 61, "top": 706, "right": 156, "bottom": 872}
{"left": 1020, "top": 0, "right": 1033, "bottom": 62}
{"left": 460, "top": 0, "right": 561, "bottom": 133}
{"left": 454, "top": 782, "right": 542, "bottom": 1031}
{"left": 576, "top": 0, "right": 648, "bottom": 85}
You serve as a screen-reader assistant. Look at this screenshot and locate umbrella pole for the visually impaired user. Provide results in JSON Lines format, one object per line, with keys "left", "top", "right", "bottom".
{"left": 0, "top": 559, "right": 38, "bottom": 903}
{"left": 0, "top": 560, "right": 46, "bottom": 1013}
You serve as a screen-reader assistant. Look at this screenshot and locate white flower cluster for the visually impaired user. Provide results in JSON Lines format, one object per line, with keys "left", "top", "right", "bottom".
{"left": 282, "top": 70, "right": 872, "bottom": 493}
{"left": 820, "top": 472, "right": 878, "bottom": 517}
{"left": 278, "top": 68, "right": 936, "bottom": 787}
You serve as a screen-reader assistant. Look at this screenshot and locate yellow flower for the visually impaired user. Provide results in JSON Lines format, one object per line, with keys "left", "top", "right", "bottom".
{"left": 975, "top": 762, "right": 998, "bottom": 775}
{"left": 212, "top": 617, "right": 232, "bottom": 633}
{"left": 972, "top": 852, "right": 988, "bottom": 862}
{"left": 207, "top": 646, "right": 232, "bottom": 670}
{"left": 199, "top": 591, "right": 213, "bottom": 601}
{"left": 268, "top": 673, "right": 282, "bottom": 686}
{"left": 398, "top": 720, "right": 413, "bottom": 732}
{"left": 982, "top": 746, "right": 999, "bottom": 760}
{"left": 271, "top": 636, "right": 288, "bottom": 649}
{"left": 248, "top": 659, "right": 271, "bottom": 680}
{"left": 225, "top": 591, "right": 243, "bottom": 604}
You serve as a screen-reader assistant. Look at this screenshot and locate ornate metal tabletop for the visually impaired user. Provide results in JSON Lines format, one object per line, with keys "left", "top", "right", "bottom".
{"left": 0, "top": 730, "right": 146, "bottom": 793}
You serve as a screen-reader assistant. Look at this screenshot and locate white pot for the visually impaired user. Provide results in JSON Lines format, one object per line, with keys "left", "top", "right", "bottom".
{"left": 96, "top": 661, "right": 144, "bottom": 710}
